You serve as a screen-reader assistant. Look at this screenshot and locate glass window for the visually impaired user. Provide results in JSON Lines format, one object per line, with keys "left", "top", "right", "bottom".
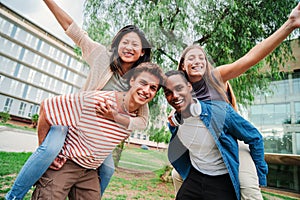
{"left": 23, "top": 49, "right": 36, "bottom": 65}
{"left": 250, "top": 105, "right": 262, "bottom": 114}
{"left": 0, "top": 56, "right": 17, "bottom": 75}
{"left": 262, "top": 104, "right": 274, "bottom": 114}
{"left": 28, "top": 105, "right": 33, "bottom": 117}
{"left": 27, "top": 69, "right": 36, "bottom": 83}
{"left": 0, "top": 17, "right": 14, "bottom": 36}
{"left": 4, "top": 98, "right": 13, "bottom": 112}
{"left": 18, "top": 64, "right": 30, "bottom": 80}
{"left": 39, "top": 41, "right": 51, "bottom": 55}
{"left": 295, "top": 102, "right": 300, "bottom": 122}
{"left": 18, "top": 102, "right": 27, "bottom": 116}
{"left": 14, "top": 28, "right": 29, "bottom": 44}
{"left": 293, "top": 78, "right": 300, "bottom": 94}
{"left": 0, "top": 36, "right": 22, "bottom": 59}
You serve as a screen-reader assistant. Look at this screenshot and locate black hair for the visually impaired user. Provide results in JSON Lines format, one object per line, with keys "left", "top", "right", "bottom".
{"left": 110, "top": 25, "right": 152, "bottom": 75}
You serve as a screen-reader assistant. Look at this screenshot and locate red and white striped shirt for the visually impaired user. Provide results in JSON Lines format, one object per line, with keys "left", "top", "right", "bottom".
{"left": 44, "top": 91, "right": 131, "bottom": 169}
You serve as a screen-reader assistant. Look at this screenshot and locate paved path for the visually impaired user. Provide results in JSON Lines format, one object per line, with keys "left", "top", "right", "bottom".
{"left": 0, "top": 126, "right": 38, "bottom": 152}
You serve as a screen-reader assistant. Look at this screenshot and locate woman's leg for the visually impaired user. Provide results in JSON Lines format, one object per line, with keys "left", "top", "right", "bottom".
{"left": 98, "top": 153, "right": 115, "bottom": 196}
{"left": 5, "top": 125, "right": 68, "bottom": 200}
{"left": 238, "top": 141, "right": 263, "bottom": 200}
{"left": 171, "top": 168, "right": 183, "bottom": 196}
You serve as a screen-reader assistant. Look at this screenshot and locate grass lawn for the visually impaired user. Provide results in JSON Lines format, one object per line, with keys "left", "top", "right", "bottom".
{"left": 0, "top": 147, "right": 299, "bottom": 200}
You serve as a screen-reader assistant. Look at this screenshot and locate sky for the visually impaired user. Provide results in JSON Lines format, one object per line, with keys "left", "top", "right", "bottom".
{"left": 1, "top": 0, "right": 85, "bottom": 46}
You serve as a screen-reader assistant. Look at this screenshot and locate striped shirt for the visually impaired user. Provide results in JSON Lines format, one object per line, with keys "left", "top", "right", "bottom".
{"left": 44, "top": 91, "right": 131, "bottom": 169}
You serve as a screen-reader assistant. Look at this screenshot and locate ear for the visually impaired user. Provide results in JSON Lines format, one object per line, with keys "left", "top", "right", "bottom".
{"left": 187, "top": 82, "right": 192, "bottom": 92}
{"left": 181, "top": 64, "right": 185, "bottom": 71}
{"left": 141, "top": 50, "right": 145, "bottom": 57}
{"left": 130, "top": 77, "right": 135, "bottom": 87}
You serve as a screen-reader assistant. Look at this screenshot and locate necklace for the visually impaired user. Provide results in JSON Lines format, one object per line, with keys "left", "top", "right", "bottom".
{"left": 121, "top": 93, "right": 130, "bottom": 114}
{"left": 121, "top": 93, "right": 138, "bottom": 116}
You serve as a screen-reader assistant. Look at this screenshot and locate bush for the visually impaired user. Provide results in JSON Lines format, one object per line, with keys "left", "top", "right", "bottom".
{"left": 31, "top": 114, "right": 39, "bottom": 128}
{"left": 0, "top": 111, "right": 11, "bottom": 123}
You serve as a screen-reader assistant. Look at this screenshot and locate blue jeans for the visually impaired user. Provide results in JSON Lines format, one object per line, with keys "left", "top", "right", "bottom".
{"left": 6, "top": 125, "right": 115, "bottom": 199}
{"left": 98, "top": 153, "right": 115, "bottom": 194}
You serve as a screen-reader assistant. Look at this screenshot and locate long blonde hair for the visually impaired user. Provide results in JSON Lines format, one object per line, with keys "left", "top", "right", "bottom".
{"left": 177, "top": 45, "right": 228, "bottom": 102}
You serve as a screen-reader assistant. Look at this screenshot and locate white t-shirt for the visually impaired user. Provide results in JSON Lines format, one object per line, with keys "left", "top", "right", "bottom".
{"left": 177, "top": 116, "right": 228, "bottom": 176}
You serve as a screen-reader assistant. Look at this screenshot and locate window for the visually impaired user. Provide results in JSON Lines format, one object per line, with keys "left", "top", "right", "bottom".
{"left": 0, "top": 56, "right": 17, "bottom": 75}
{"left": 0, "top": 36, "right": 22, "bottom": 59}
{"left": 4, "top": 98, "right": 13, "bottom": 112}
{"left": 0, "top": 17, "right": 14, "bottom": 36}
{"left": 18, "top": 102, "right": 27, "bottom": 116}
{"left": 28, "top": 105, "right": 33, "bottom": 117}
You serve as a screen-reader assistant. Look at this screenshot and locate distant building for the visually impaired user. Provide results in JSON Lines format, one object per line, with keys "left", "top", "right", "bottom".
{"left": 247, "top": 39, "right": 300, "bottom": 155}
{"left": 0, "top": 3, "right": 89, "bottom": 123}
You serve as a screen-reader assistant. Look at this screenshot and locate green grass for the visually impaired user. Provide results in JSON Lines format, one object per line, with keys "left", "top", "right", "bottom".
{"left": 0, "top": 123, "right": 35, "bottom": 132}
{"left": 0, "top": 149, "right": 299, "bottom": 200}
{"left": 262, "top": 190, "right": 299, "bottom": 200}
{"left": 118, "top": 147, "right": 169, "bottom": 171}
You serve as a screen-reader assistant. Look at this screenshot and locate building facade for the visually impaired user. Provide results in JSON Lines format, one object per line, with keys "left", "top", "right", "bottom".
{"left": 247, "top": 39, "right": 300, "bottom": 155}
{"left": 246, "top": 39, "right": 300, "bottom": 193}
{"left": 0, "top": 3, "right": 89, "bottom": 122}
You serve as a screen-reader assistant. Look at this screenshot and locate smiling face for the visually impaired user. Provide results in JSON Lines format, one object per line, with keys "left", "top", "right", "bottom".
{"left": 164, "top": 74, "right": 193, "bottom": 114}
{"left": 118, "top": 32, "right": 145, "bottom": 66}
{"left": 129, "top": 71, "right": 160, "bottom": 107}
{"left": 182, "top": 48, "right": 207, "bottom": 83}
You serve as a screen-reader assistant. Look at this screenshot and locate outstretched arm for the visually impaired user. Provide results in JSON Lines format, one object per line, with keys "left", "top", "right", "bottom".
{"left": 218, "top": 3, "right": 300, "bottom": 82}
{"left": 44, "top": 0, "right": 73, "bottom": 31}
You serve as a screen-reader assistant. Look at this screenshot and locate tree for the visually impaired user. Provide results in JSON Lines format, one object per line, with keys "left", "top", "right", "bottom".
{"left": 149, "top": 126, "right": 170, "bottom": 149}
{"left": 83, "top": 0, "right": 299, "bottom": 107}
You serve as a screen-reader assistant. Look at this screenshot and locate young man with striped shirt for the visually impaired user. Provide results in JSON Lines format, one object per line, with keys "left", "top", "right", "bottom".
{"left": 31, "top": 62, "right": 165, "bottom": 199}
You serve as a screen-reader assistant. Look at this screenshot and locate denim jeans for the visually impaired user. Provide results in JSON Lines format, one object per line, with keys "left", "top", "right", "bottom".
{"left": 98, "top": 152, "right": 115, "bottom": 195}
{"left": 5, "top": 126, "right": 68, "bottom": 200}
{"left": 6, "top": 125, "right": 115, "bottom": 200}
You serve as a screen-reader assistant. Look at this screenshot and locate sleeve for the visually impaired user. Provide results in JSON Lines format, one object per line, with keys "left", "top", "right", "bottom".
{"left": 127, "top": 103, "right": 149, "bottom": 131}
{"left": 226, "top": 106, "right": 268, "bottom": 186}
{"left": 65, "top": 22, "right": 106, "bottom": 63}
{"left": 44, "top": 93, "right": 83, "bottom": 128}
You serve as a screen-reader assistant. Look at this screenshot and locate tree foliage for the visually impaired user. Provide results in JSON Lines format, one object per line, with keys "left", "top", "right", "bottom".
{"left": 82, "top": 0, "right": 299, "bottom": 110}
{"left": 149, "top": 126, "right": 171, "bottom": 148}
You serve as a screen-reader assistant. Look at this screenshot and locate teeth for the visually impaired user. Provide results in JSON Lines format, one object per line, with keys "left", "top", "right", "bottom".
{"left": 173, "top": 99, "right": 183, "bottom": 105}
{"left": 124, "top": 52, "right": 133, "bottom": 56}
{"left": 138, "top": 93, "right": 147, "bottom": 99}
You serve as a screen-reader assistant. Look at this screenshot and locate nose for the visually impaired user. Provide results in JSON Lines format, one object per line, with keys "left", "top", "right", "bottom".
{"left": 173, "top": 91, "right": 180, "bottom": 98}
{"left": 142, "top": 85, "right": 150, "bottom": 94}
{"left": 125, "top": 43, "right": 133, "bottom": 50}
{"left": 194, "top": 58, "right": 201, "bottom": 64}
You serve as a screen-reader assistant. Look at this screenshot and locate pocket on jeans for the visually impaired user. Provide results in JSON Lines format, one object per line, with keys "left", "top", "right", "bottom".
{"left": 32, "top": 176, "right": 53, "bottom": 200}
